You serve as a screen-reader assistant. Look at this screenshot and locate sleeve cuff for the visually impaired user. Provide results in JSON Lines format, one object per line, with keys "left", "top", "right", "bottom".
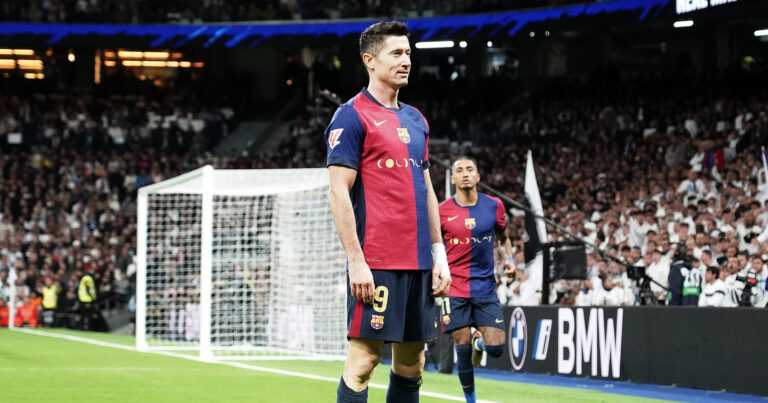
{"left": 327, "top": 157, "right": 359, "bottom": 171}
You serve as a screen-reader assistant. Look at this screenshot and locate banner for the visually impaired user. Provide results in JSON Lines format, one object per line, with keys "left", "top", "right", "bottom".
{"left": 522, "top": 151, "right": 546, "bottom": 304}
{"left": 483, "top": 306, "right": 768, "bottom": 397}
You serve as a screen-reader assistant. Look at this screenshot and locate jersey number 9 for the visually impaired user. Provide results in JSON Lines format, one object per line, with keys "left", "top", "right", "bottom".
{"left": 373, "top": 286, "right": 389, "bottom": 313}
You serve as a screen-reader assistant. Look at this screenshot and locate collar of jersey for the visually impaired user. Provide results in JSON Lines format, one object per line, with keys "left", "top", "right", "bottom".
{"left": 452, "top": 196, "right": 478, "bottom": 208}
{"left": 362, "top": 87, "right": 402, "bottom": 112}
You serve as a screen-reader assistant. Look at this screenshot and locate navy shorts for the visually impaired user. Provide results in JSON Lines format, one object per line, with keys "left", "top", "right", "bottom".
{"left": 346, "top": 270, "right": 437, "bottom": 343}
{"left": 439, "top": 297, "right": 506, "bottom": 334}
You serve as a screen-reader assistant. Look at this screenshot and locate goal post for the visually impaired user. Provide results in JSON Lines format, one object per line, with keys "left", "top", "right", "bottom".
{"left": 136, "top": 166, "right": 347, "bottom": 360}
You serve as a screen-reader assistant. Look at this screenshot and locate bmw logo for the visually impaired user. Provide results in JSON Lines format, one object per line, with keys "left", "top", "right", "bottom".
{"left": 508, "top": 307, "right": 527, "bottom": 370}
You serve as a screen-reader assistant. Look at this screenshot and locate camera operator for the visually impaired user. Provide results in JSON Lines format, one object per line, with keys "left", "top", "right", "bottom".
{"left": 747, "top": 254, "right": 766, "bottom": 307}
{"left": 698, "top": 266, "right": 727, "bottom": 307}
{"left": 667, "top": 243, "right": 701, "bottom": 306}
{"left": 646, "top": 248, "right": 670, "bottom": 304}
{"left": 725, "top": 254, "right": 764, "bottom": 307}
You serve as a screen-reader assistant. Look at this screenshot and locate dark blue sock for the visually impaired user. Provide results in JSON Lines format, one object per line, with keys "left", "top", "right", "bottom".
{"left": 386, "top": 370, "right": 421, "bottom": 403}
{"left": 485, "top": 344, "right": 504, "bottom": 358}
{"left": 337, "top": 375, "right": 368, "bottom": 403}
{"left": 455, "top": 344, "right": 475, "bottom": 402}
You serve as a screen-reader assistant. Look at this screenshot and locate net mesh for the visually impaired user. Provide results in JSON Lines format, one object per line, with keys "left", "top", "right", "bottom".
{"left": 140, "top": 168, "right": 347, "bottom": 358}
{"left": 144, "top": 193, "right": 202, "bottom": 348}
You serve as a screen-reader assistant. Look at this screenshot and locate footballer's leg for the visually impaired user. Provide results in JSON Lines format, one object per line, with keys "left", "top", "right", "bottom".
{"left": 442, "top": 295, "right": 476, "bottom": 402}
{"left": 338, "top": 338, "right": 383, "bottom": 402}
{"left": 388, "top": 340, "right": 426, "bottom": 403}
{"left": 450, "top": 326, "right": 477, "bottom": 403}
{"left": 474, "top": 326, "right": 505, "bottom": 358}
{"left": 470, "top": 299, "right": 507, "bottom": 362}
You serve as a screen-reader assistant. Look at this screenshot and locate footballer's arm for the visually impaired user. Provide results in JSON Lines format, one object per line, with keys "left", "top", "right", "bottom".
{"left": 329, "top": 165, "right": 374, "bottom": 304}
{"left": 497, "top": 228, "right": 516, "bottom": 276}
{"left": 424, "top": 169, "right": 451, "bottom": 297}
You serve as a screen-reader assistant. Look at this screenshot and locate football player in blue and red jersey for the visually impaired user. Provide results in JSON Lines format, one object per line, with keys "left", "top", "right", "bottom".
{"left": 439, "top": 157, "right": 514, "bottom": 403}
{"left": 326, "top": 21, "right": 451, "bottom": 403}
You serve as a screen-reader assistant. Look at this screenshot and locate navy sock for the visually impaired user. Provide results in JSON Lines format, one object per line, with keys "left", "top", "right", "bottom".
{"left": 386, "top": 370, "right": 421, "bottom": 403}
{"left": 337, "top": 375, "right": 368, "bottom": 403}
{"left": 485, "top": 344, "right": 504, "bottom": 358}
{"left": 455, "top": 343, "right": 475, "bottom": 399}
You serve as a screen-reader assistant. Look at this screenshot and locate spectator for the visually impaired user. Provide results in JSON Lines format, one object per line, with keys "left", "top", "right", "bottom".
{"left": 0, "top": 298, "right": 9, "bottom": 326}
{"left": 14, "top": 295, "right": 39, "bottom": 327}
{"left": 699, "top": 266, "right": 727, "bottom": 307}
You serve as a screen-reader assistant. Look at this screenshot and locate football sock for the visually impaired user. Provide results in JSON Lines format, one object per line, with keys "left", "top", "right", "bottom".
{"left": 386, "top": 370, "right": 421, "bottom": 403}
{"left": 337, "top": 375, "right": 368, "bottom": 403}
{"left": 485, "top": 344, "right": 504, "bottom": 358}
{"left": 456, "top": 344, "right": 476, "bottom": 403}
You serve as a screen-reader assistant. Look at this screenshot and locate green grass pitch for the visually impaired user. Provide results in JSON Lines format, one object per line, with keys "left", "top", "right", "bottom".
{"left": 0, "top": 328, "right": 664, "bottom": 402}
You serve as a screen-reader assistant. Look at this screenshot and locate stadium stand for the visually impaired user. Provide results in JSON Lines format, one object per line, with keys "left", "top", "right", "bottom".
{"left": 0, "top": 0, "right": 590, "bottom": 23}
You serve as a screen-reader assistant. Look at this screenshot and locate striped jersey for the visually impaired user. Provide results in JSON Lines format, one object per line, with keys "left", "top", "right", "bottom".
{"left": 439, "top": 193, "right": 506, "bottom": 298}
{"left": 326, "top": 88, "right": 432, "bottom": 271}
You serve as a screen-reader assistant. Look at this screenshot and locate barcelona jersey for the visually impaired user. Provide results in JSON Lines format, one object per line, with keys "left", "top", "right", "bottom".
{"left": 439, "top": 193, "right": 506, "bottom": 298}
{"left": 326, "top": 88, "right": 432, "bottom": 271}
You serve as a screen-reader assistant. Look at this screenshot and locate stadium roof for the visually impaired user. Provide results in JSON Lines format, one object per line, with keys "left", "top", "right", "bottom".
{"left": 0, "top": 0, "right": 674, "bottom": 48}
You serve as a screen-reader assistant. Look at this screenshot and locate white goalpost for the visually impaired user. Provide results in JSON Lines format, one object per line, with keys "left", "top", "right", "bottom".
{"left": 136, "top": 166, "right": 347, "bottom": 360}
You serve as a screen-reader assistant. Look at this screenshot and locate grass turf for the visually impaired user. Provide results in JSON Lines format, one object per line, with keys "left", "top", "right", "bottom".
{"left": 0, "top": 328, "right": 666, "bottom": 402}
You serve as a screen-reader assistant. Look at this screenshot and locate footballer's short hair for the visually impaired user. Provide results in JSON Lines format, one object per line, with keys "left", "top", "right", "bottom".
{"left": 359, "top": 21, "right": 410, "bottom": 59}
{"left": 451, "top": 156, "right": 479, "bottom": 173}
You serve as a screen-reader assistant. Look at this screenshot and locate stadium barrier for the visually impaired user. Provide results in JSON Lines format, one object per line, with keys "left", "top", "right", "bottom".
{"left": 489, "top": 306, "right": 768, "bottom": 396}
{"left": 382, "top": 305, "right": 767, "bottom": 395}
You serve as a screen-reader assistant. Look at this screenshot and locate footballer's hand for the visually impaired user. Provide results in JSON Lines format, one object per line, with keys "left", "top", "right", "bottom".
{"left": 348, "top": 260, "right": 375, "bottom": 304}
{"left": 431, "top": 243, "right": 451, "bottom": 297}
{"left": 503, "top": 259, "right": 516, "bottom": 277}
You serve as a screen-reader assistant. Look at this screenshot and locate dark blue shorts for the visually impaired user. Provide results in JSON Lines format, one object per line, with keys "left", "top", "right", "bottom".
{"left": 346, "top": 270, "right": 437, "bottom": 343}
{"left": 439, "top": 297, "right": 506, "bottom": 333}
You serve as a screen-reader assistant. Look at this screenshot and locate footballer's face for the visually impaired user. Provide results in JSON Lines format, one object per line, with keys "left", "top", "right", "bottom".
{"left": 368, "top": 35, "right": 411, "bottom": 88}
{"left": 451, "top": 159, "right": 480, "bottom": 191}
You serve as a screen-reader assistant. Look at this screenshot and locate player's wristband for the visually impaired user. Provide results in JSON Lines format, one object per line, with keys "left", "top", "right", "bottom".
{"left": 431, "top": 243, "right": 450, "bottom": 278}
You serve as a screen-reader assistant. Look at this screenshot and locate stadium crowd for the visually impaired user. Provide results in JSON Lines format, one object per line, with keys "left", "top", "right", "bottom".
{"left": 2, "top": 70, "right": 768, "bottom": 331}
{"left": 0, "top": 91, "right": 236, "bottom": 328}
{"left": 460, "top": 73, "right": 768, "bottom": 308}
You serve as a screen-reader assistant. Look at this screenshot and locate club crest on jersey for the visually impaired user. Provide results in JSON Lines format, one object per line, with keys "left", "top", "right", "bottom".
{"left": 465, "top": 218, "right": 476, "bottom": 229}
{"left": 396, "top": 128, "right": 410, "bottom": 144}
{"left": 328, "top": 128, "right": 343, "bottom": 149}
{"left": 371, "top": 315, "right": 384, "bottom": 329}
{"left": 442, "top": 315, "right": 451, "bottom": 325}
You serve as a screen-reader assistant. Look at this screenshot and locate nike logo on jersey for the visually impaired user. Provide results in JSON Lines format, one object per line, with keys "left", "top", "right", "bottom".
{"left": 447, "top": 215, "right": 459, "bottom": 221}
{"left": 374, "top": 120, "right": 387, "bottom": 126}
{"left": 495, "top": 318, "right": 504, "bottom": 323}
{"left": 328, "top": 128, "right": 343, "bottom": 149}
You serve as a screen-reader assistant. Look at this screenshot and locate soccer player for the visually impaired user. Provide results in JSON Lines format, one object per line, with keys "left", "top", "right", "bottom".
{"left": 326, "top": 21, "right": 451, "bottom": 403}
{"left": 439, "top": 157, "right": 514, "bottom": 403}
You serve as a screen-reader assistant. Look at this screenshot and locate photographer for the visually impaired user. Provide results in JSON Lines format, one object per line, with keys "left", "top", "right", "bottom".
{"left": 748, "top": 254, "right": 766, "bottom": 307}
{"left": 725, "top": 255, "right": 764, "bottom": 307}
{"left": 646, "top": 248, "right": 670, "bottom": 304}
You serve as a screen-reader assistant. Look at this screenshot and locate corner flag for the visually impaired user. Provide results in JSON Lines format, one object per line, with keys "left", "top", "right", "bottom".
{"left": 522, "top": 151, "right": 546, "bottom": 305}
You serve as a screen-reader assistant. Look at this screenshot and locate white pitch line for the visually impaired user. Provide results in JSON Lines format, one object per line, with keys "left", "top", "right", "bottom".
{"left": 12, "top": 329, "right": 496, "bottom": 403}
{"left": 0, "top": 367, "right": 162, "bottom": 371}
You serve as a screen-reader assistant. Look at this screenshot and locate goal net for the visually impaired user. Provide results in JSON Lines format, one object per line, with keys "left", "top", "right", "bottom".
{"left": 136, "top": 166, "right": 347, "bottom": 360}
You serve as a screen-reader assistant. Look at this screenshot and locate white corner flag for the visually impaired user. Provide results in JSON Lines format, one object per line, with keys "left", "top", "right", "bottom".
{"left": 522, "top": 150, "right": 547, "bottom": 305}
